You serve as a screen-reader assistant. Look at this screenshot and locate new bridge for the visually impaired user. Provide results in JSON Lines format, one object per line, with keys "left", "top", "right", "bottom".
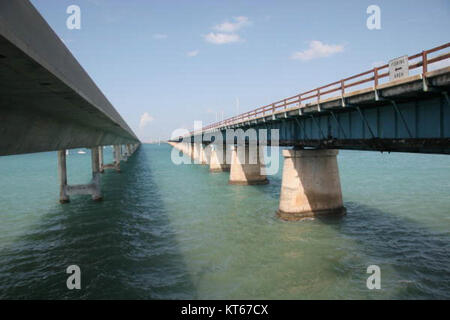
{"left": 0, "top": 0, "right": 140, "bottom": 202}
{"left": 170, "top": 42, "right": 450, "bottom": 220}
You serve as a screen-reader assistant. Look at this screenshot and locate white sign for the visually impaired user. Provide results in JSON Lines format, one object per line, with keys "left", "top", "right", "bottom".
{"left": 389, "top": 55, "right": 409, "bottom": 81}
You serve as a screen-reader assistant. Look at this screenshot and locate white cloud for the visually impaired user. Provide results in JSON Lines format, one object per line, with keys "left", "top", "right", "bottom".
{"left": 291, "top": 40, "right": 344, "bottom": 61}
{"left": 204, "top": 16, "right": 250, "bottom": 45}
{"left": 187, "top": 50, "right": 199, "bottom": 57}
{"left": 214, "top": 16, "right": 250, "bottom": 33}
{"left": 153, "top": 33, "right": 168, "bottom": 40}
{"left": 204, "top": 32, "right": 242, "bottom": 45}
{"left": 139, "top": 112, "right": 154, "bottom": 129}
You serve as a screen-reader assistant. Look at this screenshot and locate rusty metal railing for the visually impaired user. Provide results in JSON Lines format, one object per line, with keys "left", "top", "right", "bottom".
{"left": 191, "top": 42, "right": 450, "bottom": 135}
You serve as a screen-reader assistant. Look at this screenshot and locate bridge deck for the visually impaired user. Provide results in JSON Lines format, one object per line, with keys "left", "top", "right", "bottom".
{"left": 0, "top": 0, "right": 139, "bottom": 156}
{"left": 189, "top": 44, "right": 450, "bottom": 154}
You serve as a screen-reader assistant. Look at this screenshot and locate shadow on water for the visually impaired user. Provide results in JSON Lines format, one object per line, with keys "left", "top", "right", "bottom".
{"left": 244, "top": 152, "right": 450, "bottom": 298}
{"left": 0, "top": 148, "right": 196, "bottom": 299}
{"left": 315, "top": 201, "right": 450, "bottom": 299}
{"left": 169, "top": 146, "right": 449, "bottom": 299}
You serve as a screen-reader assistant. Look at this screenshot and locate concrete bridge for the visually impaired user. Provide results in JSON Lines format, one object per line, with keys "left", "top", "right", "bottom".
{"left": 170, "top": 42, "right": 450, "bottom": 221}
{"left": 0, "top": 0, "right": 140, "bottom": 202}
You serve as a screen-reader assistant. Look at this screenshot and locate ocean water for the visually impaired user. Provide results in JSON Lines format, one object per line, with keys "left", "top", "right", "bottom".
{"left": 0, "top": 144, "right": 449, "bottom": 299}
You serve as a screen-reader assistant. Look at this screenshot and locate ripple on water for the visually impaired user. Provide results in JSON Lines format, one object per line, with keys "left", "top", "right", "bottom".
{"left": 0, "top": 146, "right": 449, "bottom": 299}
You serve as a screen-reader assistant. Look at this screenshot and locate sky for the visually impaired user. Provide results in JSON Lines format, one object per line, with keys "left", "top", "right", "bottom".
{"left": 30, "top": 0, "right": 450, "bottom": 142}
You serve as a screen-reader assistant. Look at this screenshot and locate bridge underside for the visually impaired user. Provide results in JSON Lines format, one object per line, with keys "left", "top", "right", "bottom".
{"left": 194, "top": 68, "right": 450, "bottom": 154}
{"left": 0, "top": 34, "right": 137, "bottom": 156}
{"left": 0, "top": 1, "right": 139, "bottom": 156}
{"left": 277, "top": 138, "right": 449, "bottom": 154}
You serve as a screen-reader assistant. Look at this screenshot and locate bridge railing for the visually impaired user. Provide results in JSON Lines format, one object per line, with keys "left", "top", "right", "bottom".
{"left": 195, "top": 42, "right": 449, "bottom": 135}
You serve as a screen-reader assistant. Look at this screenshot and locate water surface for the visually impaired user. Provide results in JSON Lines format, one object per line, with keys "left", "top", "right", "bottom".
{"left": 0, "top": 144, "right": 449, "bottom": 299}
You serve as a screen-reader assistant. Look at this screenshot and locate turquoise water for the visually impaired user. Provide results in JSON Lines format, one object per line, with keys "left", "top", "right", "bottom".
{"left": 0, "top": 144, "right": 449, "bottom": 299}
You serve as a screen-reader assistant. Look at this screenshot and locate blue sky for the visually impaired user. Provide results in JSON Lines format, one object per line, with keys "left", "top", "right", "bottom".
{"left": 30, "top": 0, "right": 450, "bottom": 141}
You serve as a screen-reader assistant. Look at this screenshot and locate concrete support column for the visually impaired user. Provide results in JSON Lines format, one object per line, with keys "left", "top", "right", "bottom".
{"left": 196, "top": 143, "right": 207, "bottom": 165}
{"left": 277, "top": 149, "right": 345, "bottom": 221}
{"left": 121, "top": 145, "right": 128, "bottom": 162}
{"left": 101, "top": 145, "right": 121, "bottom": 172}
{"left": 98, "top": 146, "right": 104, "bottom": 173}
{"left": 192, "top": 143, "right": 200, "bottom": 163}
{"left": 189, "top": 143, "right": 194, "bottom": 159}
{"left": 229, "top": 145, "right": 268, "bottom": 185}
{"left": 209, "top": 145, "right": 231, "bottom": 172}
{"left": 114, "top": 145, "right": 121, "bottom": 172}
{"left": 189, "top": 143, "right": 195, "bottom": 161}
{"left": 90, "top": 147, "right": 102, "bottom": 201}
{"left": 57, "top": 148, "right": 103, "bottom": 203}
{"left": 57, "top": 150, "right": 69, "bottom": 203}
{"left": 204, "top": 144, "right": 211, "bottom": 165}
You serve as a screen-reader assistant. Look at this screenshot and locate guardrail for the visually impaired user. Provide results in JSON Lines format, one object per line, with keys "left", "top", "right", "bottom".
{"left": 191, "top": 42, "right": 449, "bottom": 135}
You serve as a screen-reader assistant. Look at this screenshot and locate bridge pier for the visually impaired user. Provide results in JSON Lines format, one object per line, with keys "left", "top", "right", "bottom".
{"left": 121, "top": 145, "right": 128, "bottom": 162}
{"left": 229, "top": 145, "right": 268, "bottom": 185}
{"left": 204, "top": 145, "right": 211, "bottom": 165}
{"left": 197, "top": 143, "right": 208, "bottom": 165}
{"left": 192, "top": 143, "right": 199, "bottom": 163}
{"left": 57, "top": 147, "right": 103, "bottom": 203}
{"left": 57, "top": 143, "right": 140, "bottom": 203}
{"left": 209, "top": 145, "right": 230, "bottom": 172}
{"left": 89, "top": 147, "right": 103, "bottom": 201}
{"left": 57, "top": 150, "right": 70, "bottom": 203}
{"left": 191, "top": 143, "right": 206, "bottom": 164}
{"left": 127, "top": 144, "right": 132, "bottom": 157}
{"left": 98, "top": 146, "right": 104, "bottom": 173}
{"left": 277, "top": 149, "right": 345, "bottom": 221}
{"left": 102, "top": 145, "right": 121, "bottom": 172}
{"left": 180, "top": 142, "right": 194, "bottom": 160}
{"left": 114, "top": 145, "right": 122, "bottom": 170}
{"left": 189, "top": 143, "right": 195, "bottom": 161}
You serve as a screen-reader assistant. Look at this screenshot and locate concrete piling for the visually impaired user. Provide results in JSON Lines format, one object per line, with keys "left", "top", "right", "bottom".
{"left": 98, "top": 146, "right": 104, "bottom": 173}
{"left": 229, "top": 145, "right": 268, "bottom": 185}
{"left": 189, "top": 143, "right": 195, "bottom": 161}
{"left": 101, "top": 145, "right": 121, "bottom": 172}
{"left": 195, "top": 143, "right": 207, "bottom": 165}
{"left": 277, "top": 149, "right": 345, "bottom": 220}
{"left": 204, "top": 144, "right": 212, "bottom": 165}
{"left": 57, "top": 150, "right": 69, "bottom": 203}
{"left": 57, "top": 147, "right": 103, "bottom": 203}
{"left": 209, "top": 144, "right": 231, "bottom": 172}
{"left": 90, "top": 147, "right": 102, "bottom": 201}
{"left": 114, "top": 145, "right": 121, "bottom": 172}
{"left": 57, "top": 143, "right": 139, "bottom": 203}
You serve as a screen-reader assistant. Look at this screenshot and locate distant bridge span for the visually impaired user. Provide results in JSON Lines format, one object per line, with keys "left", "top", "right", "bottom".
{"left": 185, "top": 43, "right": 450, "bottom": 154}
{"left": 171, "top": 43, "right": 450, "bottom": 220}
